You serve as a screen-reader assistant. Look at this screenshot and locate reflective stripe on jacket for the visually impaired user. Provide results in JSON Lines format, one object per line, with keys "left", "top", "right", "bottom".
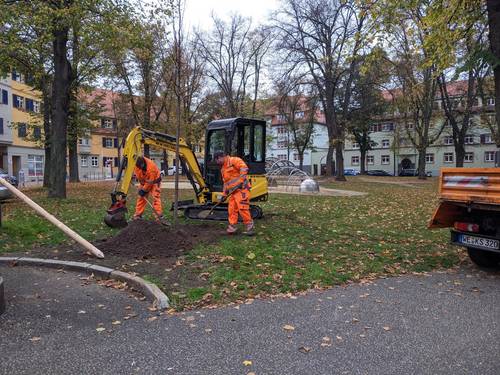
{"left": 134, "top": 157, "right": 161, "bottom": 192}
{"left": 221, "top": 156, "right": 251, "bottom": 194}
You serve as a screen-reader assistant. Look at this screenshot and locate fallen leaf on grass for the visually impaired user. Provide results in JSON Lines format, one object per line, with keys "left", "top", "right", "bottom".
{"left": 29, "top": 337, "right": 41, "bottom": 342}
{"left": 383, "top": 326, "right": 391, "bottom": 331}
{"left": 283, "top": 324, "right": 295, "bottom": 331}
{"left": 112, "top": 320, "right": 121, "bottom": 325}
{"left": 96, "top": 327, "right": 106, "bottom": 333}
{"left": 247, "top": 252, "right": 256, "bottom": 260}
{"left": 243, "top": 360, "right": 252, "bottom": 366}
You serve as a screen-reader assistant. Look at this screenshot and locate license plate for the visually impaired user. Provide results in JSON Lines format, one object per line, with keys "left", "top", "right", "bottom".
{"left": 458, "top": 234, "right": 499, "bottom": 250}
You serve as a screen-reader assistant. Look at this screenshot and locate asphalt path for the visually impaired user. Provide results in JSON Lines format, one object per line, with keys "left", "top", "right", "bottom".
{"left": 1, "top": 265, "right": 499, "bottom": 375}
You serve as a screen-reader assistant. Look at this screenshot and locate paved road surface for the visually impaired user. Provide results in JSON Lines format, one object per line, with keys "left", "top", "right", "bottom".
{"left": 1, "top": 265, "right": 499, "bottom": 375}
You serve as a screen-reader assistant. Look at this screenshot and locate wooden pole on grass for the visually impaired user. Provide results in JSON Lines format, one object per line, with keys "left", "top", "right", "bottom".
{"left": 0, "top": 176, "right": 104, "bottom": 259}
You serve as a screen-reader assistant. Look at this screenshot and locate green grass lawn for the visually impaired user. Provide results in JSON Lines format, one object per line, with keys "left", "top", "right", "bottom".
{"left": 0, "top": 177, "right": 460, "bottom": 309}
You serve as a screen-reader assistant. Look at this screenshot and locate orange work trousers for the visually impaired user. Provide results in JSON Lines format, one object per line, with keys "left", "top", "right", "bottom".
{"left": 228, "top": 189, "right": 253, "bottom": 225}
{"left": 134, "top": 184, "right": 162, "bottom": 217}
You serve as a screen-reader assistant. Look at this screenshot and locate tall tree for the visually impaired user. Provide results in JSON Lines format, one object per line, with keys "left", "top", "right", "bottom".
{"left": 274, "top": 0, "right": 372, "bottom": 180}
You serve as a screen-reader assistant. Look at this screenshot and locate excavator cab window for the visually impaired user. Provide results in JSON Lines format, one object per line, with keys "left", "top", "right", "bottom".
{"left": 204, "top": 118, "right": 266, "bottom": 192}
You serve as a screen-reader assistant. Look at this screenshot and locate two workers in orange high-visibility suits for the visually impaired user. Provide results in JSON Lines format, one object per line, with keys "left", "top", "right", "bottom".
{"left": 133, "top": 153, "right": 254, "bottom": 235}
{"left": 214, "top": 151, "right": 255, "bottom": 236}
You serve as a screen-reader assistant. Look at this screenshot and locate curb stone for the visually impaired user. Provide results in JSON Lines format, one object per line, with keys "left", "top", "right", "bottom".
{"left": 0, "top": 257, "right": 169, "bottom": 309}
{"left": 0, "top": 277, "right": 4, "bottom": 315}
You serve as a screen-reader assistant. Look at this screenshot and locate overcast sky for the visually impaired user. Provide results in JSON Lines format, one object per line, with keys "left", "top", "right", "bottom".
{"left": 183, "top": 0, "right": 279, "bottom": 30}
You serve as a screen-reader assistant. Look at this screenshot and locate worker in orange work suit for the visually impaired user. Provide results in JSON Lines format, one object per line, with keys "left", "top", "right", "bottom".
{"left": 215, "top": 151, "right": 254, "bottom": 236}
{"left": 133, "top": 156, "right": 166, "bottom": 223}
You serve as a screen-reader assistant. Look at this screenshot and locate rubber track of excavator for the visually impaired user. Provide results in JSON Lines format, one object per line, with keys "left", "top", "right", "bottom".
{"left": 184, "top": 204, "right": 263, "bottom": 221}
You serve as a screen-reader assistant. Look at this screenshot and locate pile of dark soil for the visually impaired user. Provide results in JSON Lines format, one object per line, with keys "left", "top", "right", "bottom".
{"left": 95, "top": 220, "right": 222, "bottom": 259}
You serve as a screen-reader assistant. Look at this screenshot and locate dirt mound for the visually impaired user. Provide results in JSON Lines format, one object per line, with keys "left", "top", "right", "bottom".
{"left": 96, "top": 220, "right": 221, "bottom": 259}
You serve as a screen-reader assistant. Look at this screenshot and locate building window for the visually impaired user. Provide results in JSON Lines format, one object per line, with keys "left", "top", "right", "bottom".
{"left": 366, "top": 155, "right": 374, "bottom": 165}
{"left": 91, "top": 156, "right": 99, "bottom": 167}
{"left": 351, "top": 156, "right": 360, "bottom": 165}
{"left": 33, "top": 101, "right": 40, "bottom": 113}
{"left": 193, "top": 144, "right": 200, "bottom": 153}
{"left": 443, "top": 136, "right": 454, "bottom": 145}
{"left": 481, "top": 134, "right": 493, "bottom": 144}
{"left": 18, "top": 123, "right": 27, "bottom": 137}
{"left": 1, "top": 89, "right": 8, "bottom": 105}
{"left": 103, "top": 157, "right": 114, "bottom": 167}
{"left": 425, "top": 153, "right": 434, "bottom": 164}
{"left": 13, "top": 94, "right": 24, "bottom": 109}
{"left": 433, "top": 100, "right": 441, "bottom": 110}
{"left": 381, "top": 155, "right": 390, "bottom": 165}
{"left": 276, "top": 114, "right": 286, "bottom": 122}
{"left": 0, "top": 118, "right": 3, "bottom": 135}
{"left": 33, "top": 126, "right": 41, "bottom": 140}
{"left": 406, "top": 123, "right": 414, "bottom": 130}
{"left": 370, "top": 123, "right": 381, "bottom": 132}
{"left": 464, "top": 135, "right": 474, "bottom": 144}
{"left": 277, "top": 126, "right": 286, "bottom": 134}
{"left": 464, "top": 152, "right": 474, "bottom": 163}
{"left": 277, "top": 154, "right": 287, "bottom": 160}
{"left": 102, "top": 118, "right": 114, "bottom": 129}
{"left": 444, "top": 152, "right": 454, "bottom": 163}
{"left": 293, "top": 153, "right": 300, "bottom": 161}
{"left": 352, "top": 142, "right": 360, "bottom": 149}
{"left": 487, "top": 97, "right": 495, "bottom": 106}
{"left": 27, "top": 155, "right": 43, "bottom": 176}
{"left": 102, "top": 137, "right": 113, "bottom": 148}
{"left": 382, "top": 123, "right": 395, "bottom": 132}
{"left": 381, "top": 139, "right": 390, "bottom": 148}
{"left": 79, "top": 138, "right": 91, "bottom": 146}
{"left": 295, "top": 111, "right": 305, "bottom": 119}
{"left": 485, "top": 151, "right": 496, "bottom": 162}
{"left": 277, "top": 140, "right": 287, "bottom": 149}
{"left": 81, "top": 156, "right": 88, "bottom": 167}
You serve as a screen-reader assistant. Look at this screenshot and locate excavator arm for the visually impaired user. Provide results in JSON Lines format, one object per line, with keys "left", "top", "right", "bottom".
{"left": 104, "top": 127, "right": 210, "bottom": 228}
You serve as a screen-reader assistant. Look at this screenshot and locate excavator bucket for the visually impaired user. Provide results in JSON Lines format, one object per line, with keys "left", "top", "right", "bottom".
{"left": 104, "top": 200, "right": 128, "bottom": 228}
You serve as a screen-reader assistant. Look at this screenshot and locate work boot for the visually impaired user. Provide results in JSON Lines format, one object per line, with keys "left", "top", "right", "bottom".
{"left": 226, "top": 224, "right": 237, "bottom": 235}
{"left": 242, "top": 223, "right": 255, "bottom": 236}
{"left": 132, "top": 214, "right": 142, "bottom": 221}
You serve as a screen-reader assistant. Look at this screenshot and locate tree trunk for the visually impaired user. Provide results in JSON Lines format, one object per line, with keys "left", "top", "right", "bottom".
{"left": 335, "top": 145, "right": 346, "bottom": 181}
{"left": 360, "top": 148, "right": 367, "bottom": 174}
{"left": 455, "top": 141, "right": 465, "bottom": 168}
{"left": 48, "top": 26, "right": 71, "bottom": 198}
{"left": 299, "top": 155, "right": 303, "bottom": 171}
{"left": 487, "top": 0, "right": 500, "bottom": 146}
{"left": 68, "top": 138, "right": 79, "bottom": 182}
{"left": 41, "top": 82, "right": 51, "bottom": 188}
{"left": 326, "top": 143, "right": 334, "bottom": 177}
{"left": 417, "top": 148, "right": 427, "bottom": 180}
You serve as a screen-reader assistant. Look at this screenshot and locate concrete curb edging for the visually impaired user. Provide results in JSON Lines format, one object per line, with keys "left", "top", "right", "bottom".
{"left": 0, "top": 257, "right": 170, "bottom": 310}
{"left": 0, "top": 277, "right": 4, "bottom": 315}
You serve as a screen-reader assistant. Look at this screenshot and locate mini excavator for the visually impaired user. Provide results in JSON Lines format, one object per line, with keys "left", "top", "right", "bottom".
{"left": 104, "top": 118, "right": 268, "bottom": 228}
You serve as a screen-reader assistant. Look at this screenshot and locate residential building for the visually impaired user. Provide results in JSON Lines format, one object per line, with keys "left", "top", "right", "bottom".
{"left": 0, "top": 75, "right": 13, "bottom": 173}
{"left": 266, "top": 82, "right": 498, "bottom": 177}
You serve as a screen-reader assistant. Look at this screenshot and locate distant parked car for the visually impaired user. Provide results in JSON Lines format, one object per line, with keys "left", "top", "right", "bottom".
{"left": 400, "top": 168, "right": 432, "bottom": 177}
{"left": 161, "top": 166, "right": 183, "bottom": 176}
{"left": 366, "top": 170, "right": 392, "bottom": 176}
{"left": 344, "top": 168, "right": 360, "bottom": 176}
{"left": 0, "top": 168, "right": 18, "bottom": 201}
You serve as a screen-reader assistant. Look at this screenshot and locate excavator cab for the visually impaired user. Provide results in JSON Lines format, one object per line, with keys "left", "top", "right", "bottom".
{"left": 204, "top": 118, "right": 267, "bottom": 194}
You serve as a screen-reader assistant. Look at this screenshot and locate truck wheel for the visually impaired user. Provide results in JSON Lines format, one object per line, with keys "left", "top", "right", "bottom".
{"left": 467, "top": 248, "right": 500, "bottom": 268}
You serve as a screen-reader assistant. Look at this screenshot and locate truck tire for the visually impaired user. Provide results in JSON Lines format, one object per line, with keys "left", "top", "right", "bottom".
{"left": 467, "top": 248, "right": 500, "bottom": 268}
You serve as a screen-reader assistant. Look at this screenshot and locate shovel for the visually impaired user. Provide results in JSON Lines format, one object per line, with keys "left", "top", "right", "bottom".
{"left": 197, "top": 189, "right": 236, "bottom": 219}
{"left": 136, "top": 185, "right": 170, "bottom": 226}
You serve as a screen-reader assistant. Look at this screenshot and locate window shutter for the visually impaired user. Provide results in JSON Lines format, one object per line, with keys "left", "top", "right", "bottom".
{"left": 112, "top": 119, "right": 117, "bottom": 129}
{"left": 101, "top": 118, "right": 105, "bottom": 128}
{"left": 102, "top": 137, "right": 106, "bottom": 147}
{"left": 114, "top": 157, "right": 119, "bottom": 167}
{"left": 114, "top": 138, "right": 118, "bottom": 148}
{"left": 0, "top": 118, "right": 3, "bottom": 134}
{"left": 12, "top": 94, "right": 17, "bottom": 108}
{"left": 26, "top": 99, "right": 33, "bottom": 111}
{"left": 2, "top": 90, "right": 7, "bottom": 104}
{"left": 480, "top": 134, "right": 485, "bottom": 144}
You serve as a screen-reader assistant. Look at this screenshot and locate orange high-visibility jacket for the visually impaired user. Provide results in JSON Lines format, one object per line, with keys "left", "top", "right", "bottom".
{"left": 134, "top": 157, "right": 161, "bottom": 192}
{"left": 221, "top": 156, "right": 250, "bottom": 195}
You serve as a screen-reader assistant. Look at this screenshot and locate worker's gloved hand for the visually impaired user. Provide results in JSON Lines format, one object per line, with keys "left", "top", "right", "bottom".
{"left": 217, "top": 195, "right": 226, "bottom": 203}
{"left": 138, "top": 189, "right": 147, "bottom": 197}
